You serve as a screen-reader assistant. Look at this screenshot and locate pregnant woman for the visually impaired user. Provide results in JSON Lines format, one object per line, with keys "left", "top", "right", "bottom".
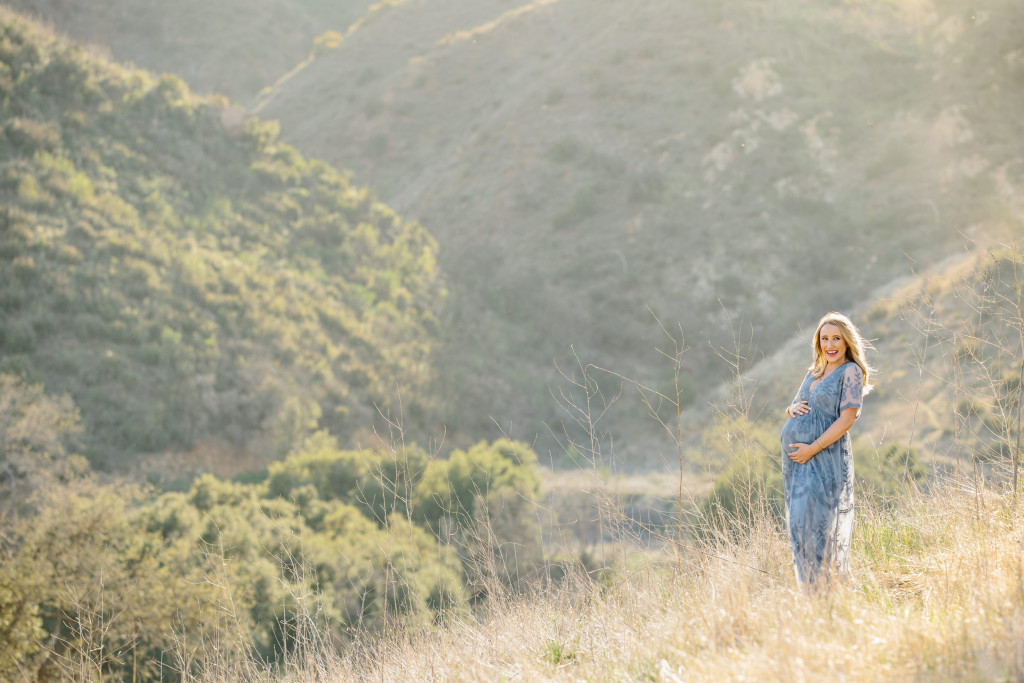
{"left": 780, "top": 312, "right": 872, "bottom": 587}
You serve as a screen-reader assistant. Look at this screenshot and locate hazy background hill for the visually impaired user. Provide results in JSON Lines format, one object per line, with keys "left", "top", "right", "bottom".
{"left": 256, "top": 0, "right": 1024, "bottom": 455}
{"left": 6, "top": 0, "right": 1024, "bottom": 463}
{"left": 0, "top": 0, "right": 369, "bottom": 100}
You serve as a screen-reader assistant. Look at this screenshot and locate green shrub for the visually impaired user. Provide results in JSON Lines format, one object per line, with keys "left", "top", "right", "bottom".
{"left": 700, "top": 449, "right": 783, "bottom": 529}
{"left": 4, "top": 117, "right": 60, "bottom": 151}
{"left": 413, "top": 438, "right": 540, "bottom": 527}
{"left": 264, "top": 431, "right": 373, "bottom": 502}
{"left": 854, "top": 439, "right": 927, "bottom": 504}
{"left": 547, "top": 136, "right": 584, "bottom": 164}
{"left": 0, "top": 318, "right": 35, "bottom": 353}
{"left": 553, "top": 186, "right": 600, "bottom": 230}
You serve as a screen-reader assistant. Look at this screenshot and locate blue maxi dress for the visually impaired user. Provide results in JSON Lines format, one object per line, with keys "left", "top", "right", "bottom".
{"left": 779, "top": 362, "right": 863, "bottom": 585}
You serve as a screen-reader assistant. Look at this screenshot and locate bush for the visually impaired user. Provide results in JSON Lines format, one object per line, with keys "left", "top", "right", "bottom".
{"left": 701, "top": 449, "right": 783, "bottom": 529}
{"left": 855, "top": 440, "right": 927, "bottom": 503}
{"left": 0, "top": 318, "right": 35, "bottom": 353}
{"left": 413, "top": 438, "right": 540, "bottom": 527}
{"left": 263, "top": 431, "right": 373, "bottom": 502}
{"left": 553, "top": 186, "right": 600, "bottom": 230}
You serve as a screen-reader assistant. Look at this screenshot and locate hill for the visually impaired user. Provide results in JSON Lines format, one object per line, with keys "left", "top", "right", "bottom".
{"left": 274, "top": 483, "right": 1024, "bottom": 681}
{"left": 0, "top": 9, "right": 443, "bottom": 473}
{"left": 256, "top": 0, "right": 1024, "bottom": 452}
{"left": 3, "top": 4, "right": 1024, "bottom": 679}
{"left": 7, "top": 0, "right": 1024, "bottom": 454}
{"left": 1, "top": 0, "right": 372, "bottom": 101}
{"left": 12, "top": 0, "right": 1022, "bottom": 460}
{"left": 717, "top": 241, "right": 1024, "bottom": 472}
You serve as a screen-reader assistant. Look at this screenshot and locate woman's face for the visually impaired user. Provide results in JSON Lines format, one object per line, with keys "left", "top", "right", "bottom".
{"left": 819, "top": 323, "right": 848, "bottom": 366}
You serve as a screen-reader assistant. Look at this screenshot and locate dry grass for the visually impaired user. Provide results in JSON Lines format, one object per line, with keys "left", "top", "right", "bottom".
{"left": 261, "top": 250, "right": 1024, "bottom": 682}
{"left": 227, "top": 478, "right": 1024, "bottom": 682}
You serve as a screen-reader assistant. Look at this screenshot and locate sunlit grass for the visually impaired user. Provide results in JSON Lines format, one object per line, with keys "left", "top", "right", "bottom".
{"left": 221, "top": 480, "right": 1024, "bottom": 681}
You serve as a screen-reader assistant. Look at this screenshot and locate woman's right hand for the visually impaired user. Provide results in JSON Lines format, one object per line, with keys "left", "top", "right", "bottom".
{"left": 786, "top": 401, "right": 810, "bottom": 418}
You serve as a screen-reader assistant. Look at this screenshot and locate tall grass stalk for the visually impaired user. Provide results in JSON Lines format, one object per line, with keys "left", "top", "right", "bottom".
{"left": 243, "top": 480, "right": 1023, "bottom": 681}
{"left": 38, "top": 245, "right": 1024, "bottom": 681}
{"left": 250, "top": 258, "right": 1024, "bottom": 680}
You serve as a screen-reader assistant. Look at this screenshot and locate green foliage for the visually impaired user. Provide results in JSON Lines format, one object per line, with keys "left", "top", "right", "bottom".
{"left": 0, "top": 455, "right": 483, "bottom": 679}
{"left": 1, "top": 483, "right": 227, "bottom": 680}
{"left": 542, "top": 637, "right": 578, "bottom": 665}
{"left": 264, "top": 431, "right": 375, "bottom": 505}
{"left": 697, "top": 416, "right": 784, "bottom": 529}
{"left": 856, "top": 516, "right": 924, "bottom": 571}
{"left": 413, "top": 438, "right": 540, "bottom": 526}
{"left": 264, "top": 435, "right": 545, "bottom": 600}
{"left": 0, "top": 13, "right": 444, "bottom": 465}
{"left": 854, "top": 440, "right": 928, "bottom": 504}
{"left": 552, "top": 186, "right": 600, "bottom": 230}
{"left": 266, "top": 434, "right": 541, "bottom": 532}
{"left": 0, "top": 374, "right": 87, "bottom": 512}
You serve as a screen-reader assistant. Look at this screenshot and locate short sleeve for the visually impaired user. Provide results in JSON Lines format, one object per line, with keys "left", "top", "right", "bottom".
{"left": 839, "top": 363, "right": 864, "bottom": 413}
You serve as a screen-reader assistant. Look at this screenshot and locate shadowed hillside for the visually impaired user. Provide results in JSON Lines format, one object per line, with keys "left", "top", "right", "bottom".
{"left": 0, "top": 9, "right": 443, "bottom": 473}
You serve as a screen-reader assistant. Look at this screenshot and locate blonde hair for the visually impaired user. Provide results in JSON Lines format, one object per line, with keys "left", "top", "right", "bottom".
{"left": 809, "top": 311, "right": 874, "bottom": 395}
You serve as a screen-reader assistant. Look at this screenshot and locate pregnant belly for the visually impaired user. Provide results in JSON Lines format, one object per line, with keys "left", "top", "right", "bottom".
{"left": 780, "top": 413, "right": 819, "bottom": 446}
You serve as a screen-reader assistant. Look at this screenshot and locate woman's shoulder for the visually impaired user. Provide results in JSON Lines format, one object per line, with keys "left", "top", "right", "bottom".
{"left": 839, "top": 362, "right": 866, "bottom": 408}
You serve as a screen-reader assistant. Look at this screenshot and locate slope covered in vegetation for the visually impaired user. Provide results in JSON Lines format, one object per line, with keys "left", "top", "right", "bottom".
{"left": 1, "top": 0, "right": 368, "bottom": 100}
{"left": 23, "top": 0, "right": 1022, "bottom": 456}
{"left": 6, "top": 231, "right": 1024, "bottom": 682}
{"left": 280, "top": 483, "right": 1024, "bottom": 682}
{"left": 258, "top": 0, "right": 1024, "bottom": 450}
{"left": 0, "top": 9, "right": 443, "bottom": 469}
{"left": 256, "top": 243, "right": 1024, "bottom": 682}
{"left": 0, "top": 372, "right": 543, "bottom": 679}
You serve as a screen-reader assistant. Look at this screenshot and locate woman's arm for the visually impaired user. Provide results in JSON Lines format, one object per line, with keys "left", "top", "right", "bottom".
{"left": 785, "top": 374, "right": 810, "bottom": 418}
{"left": 786, "top": 406, "right": 859, "bottom": 464}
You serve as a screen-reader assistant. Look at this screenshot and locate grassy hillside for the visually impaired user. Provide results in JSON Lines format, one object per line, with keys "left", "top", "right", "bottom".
{"left": 6, "top": 230, "right": 1024, "bottom": 680}
{"left": 256, "top": 0, "right": 1024, "bottom": 450}
{"left": 2, "top": 0, "right": 372, "bottom": 100}
{"left": 221, "top": 245, "right": 1024, "bottom": 682}
{"left": 6, "top": 0, "right": 1022, "bottom": 462}
{"left": 0, "top": 9, "right": 443, "bottom": 472}
{"left": 270, "top": 483, "right": 1024, "bottom": 682}
{"left": 716, "top": 241, "right": 1024, "bottom": 477}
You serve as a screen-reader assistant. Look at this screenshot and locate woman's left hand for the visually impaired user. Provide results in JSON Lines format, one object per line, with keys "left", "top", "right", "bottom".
{"left": 786, "top": 442, "right": 817, "bottom": 464}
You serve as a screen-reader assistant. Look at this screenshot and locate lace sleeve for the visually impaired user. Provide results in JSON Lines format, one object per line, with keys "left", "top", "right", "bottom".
{"left": 839, "top": 364, "right": 864, "bottom": 413}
